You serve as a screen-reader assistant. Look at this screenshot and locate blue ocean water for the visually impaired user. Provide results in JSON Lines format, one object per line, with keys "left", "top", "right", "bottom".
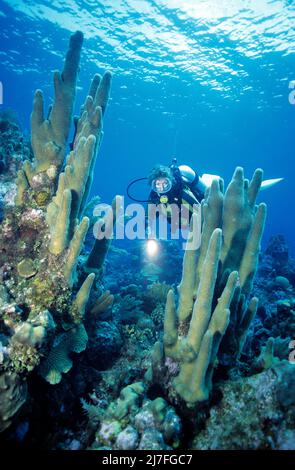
{"left": 0, "top": 0, "right": 294, "bottom": 253}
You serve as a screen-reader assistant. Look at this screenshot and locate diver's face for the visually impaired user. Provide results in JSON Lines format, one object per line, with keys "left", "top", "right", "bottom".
{"left": 153, "top": 177, "right": 171, "bottom": 194}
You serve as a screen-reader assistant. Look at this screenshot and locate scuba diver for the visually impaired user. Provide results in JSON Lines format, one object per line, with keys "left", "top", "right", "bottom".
{"left": 147, "top": 159, "right": 208, "bottom": 232}
{"left": 127, "top": 157, "right": 284, "bottom": 237}
{"left": 127, "top": 158, "right": 215, "bottom": 234}
{"left": 147, "top": 158, "right": 207, "bottom": 213}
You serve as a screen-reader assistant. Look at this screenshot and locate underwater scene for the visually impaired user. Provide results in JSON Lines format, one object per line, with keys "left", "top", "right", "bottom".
{"left": 0, "top": 0, "right": 295, "bottom": 455}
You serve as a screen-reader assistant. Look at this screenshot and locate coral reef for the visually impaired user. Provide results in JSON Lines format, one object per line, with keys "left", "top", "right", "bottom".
{"left": 90, "top": 290, "right": 114, "bottom": 316}
{"left": 0, "top": 109, "right": 31, "bottom": 178}
{"left": 142, "top": 282, "right": 171, "bottom": 311}
{"left": 73, "top": 169, "right": 294, "bottom": 452}
{"left": 0, "top": 31, "right": 117, "bottom": 430}
{"left": 244, "top": 234, "right": 295, "bottom": 366}
{"left": 147, "top": 168, "right": 266, "bottom": 405}
{"left": 0, "top": 371, "right": 27, "bottom": 433}
{"left": 85, "top": 321, "right": 123, "bottom": 370}
{"left": 0, "top": 110, "right": 32, "bottom": 223}
{"left": 192, "top": 362, "right": 295, "bottom": 449}
{"left": 0, "top": 29, "right": 294, "bottom": 452}
{"left": 90, "top": 382, "right": 182, "bottom": 450}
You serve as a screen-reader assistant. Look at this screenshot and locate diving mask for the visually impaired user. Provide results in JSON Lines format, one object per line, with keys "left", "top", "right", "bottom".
{"left": 151, "top": 177, "right": 172, "bottom": 194}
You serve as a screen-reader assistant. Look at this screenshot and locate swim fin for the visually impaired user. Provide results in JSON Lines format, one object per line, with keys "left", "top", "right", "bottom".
{"left": 199, "top": 173, "right": 221, "bottom": 187}
{"left": 200, "top": 174, "right": 284, "bottom": 191}
{"left": 260, "top": 177, "right": 284, "bottom": 190}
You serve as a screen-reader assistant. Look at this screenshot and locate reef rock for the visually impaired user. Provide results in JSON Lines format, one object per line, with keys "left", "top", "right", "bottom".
{"left": 192, "top": 362, "right": 295, "bottom": 449}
